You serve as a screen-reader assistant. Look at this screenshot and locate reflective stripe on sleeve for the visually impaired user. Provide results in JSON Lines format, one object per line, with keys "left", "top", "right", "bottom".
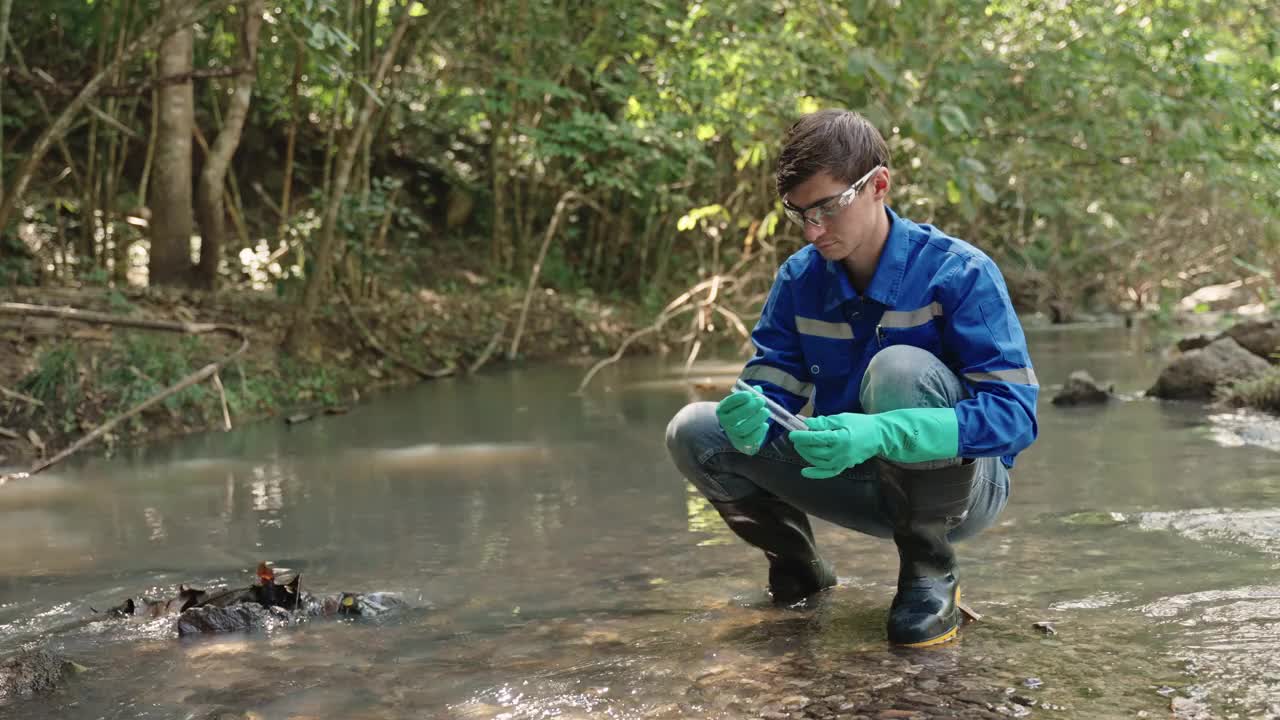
{"left": 964, "top": 368, "right": 1039, "bottom": 386}
{"left": 740, "top": 364, "right": 815, "bottom": 398}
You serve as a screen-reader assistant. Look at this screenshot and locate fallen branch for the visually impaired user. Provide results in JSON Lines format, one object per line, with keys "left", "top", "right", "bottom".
{"left": 0, "top": 384, "right": 43, "bottom": 407}
{"left": 468, "top": 320, "right": 507, "bottom": 375}
{"left": 713, "top": 305, "right": 751, "bottom": 341}
{"left": 338, "top": 291, "right": 454, "bottom": 380}
{"left": 0, "top": 301, "right": 249, "bottom": 484}
{"left": 212, "top": 371, "right": 231, "bottom": 431}
{"left": 575, "top": 304, "right": 696, "bottom": 395}
{"left": 0, "top": 302, "right": 226, "bottom": 334}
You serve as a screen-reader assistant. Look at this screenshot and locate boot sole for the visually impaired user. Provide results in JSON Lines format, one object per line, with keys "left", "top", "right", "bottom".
{"left": 895, "top": 624, "right": 959, "bottom": 647}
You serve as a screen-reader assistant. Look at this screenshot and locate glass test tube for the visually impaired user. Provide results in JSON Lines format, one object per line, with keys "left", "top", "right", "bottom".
{"left": 734, "top": 379, "right": 809, "bottom": 433}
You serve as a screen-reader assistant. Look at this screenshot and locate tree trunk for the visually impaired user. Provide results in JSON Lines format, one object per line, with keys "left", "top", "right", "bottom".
{"left": 276, "top": 38, "right": 304, "bottom": 246}
{"left": 0, "top": 0, "right": 221, "bottom": 234}
{"left": 0, "top": 0, "right": 12, "bottom": 201}
{"left": 283, "top": 1, "right": 415, "bottom": 353}
{"left": 194, "top": 0, "right": 263, "bottom": 290}
{"left": 149, "top": 19, "right": 196, "bottom": 287}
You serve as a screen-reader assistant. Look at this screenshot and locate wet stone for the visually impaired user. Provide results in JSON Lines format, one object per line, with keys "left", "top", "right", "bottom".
{"left": 779, "top": 694, "right": 812, "bottom": 708}
{"left": 900, "top": 691, "right": 945, "bottom": 706}
{"left": 1052, "top": 370, "right": 1113, "bottom": 406}
{"left": 176, "top": 603, "right": 283, "bottom": 636}
{"left": 0, "top": 649, "right": 74, "bottom": 701}
{"left": 955, "top": 691, "right": 998, "bottom": 707}
{"left": 1149, "top": 336, "right": 1270, "bottom": 399}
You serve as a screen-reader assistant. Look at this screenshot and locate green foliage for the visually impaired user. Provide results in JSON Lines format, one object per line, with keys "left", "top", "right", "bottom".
{"left": 5, "top": 0, "right": 1277, "bottom": 317}
{"left": 0, "top": 237, "right": 37, "bottom": 287}
{"left": 101, "top": 334, "right": 208, "bottom": 430}
{"left": 19, "top": 344, "right": 81, "bottom": 408}
{"left": 1222, "top": 366, "right": 1280, "bottom": 414}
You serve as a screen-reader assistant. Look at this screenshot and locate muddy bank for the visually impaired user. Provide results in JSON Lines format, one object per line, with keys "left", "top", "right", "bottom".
{"left": 0, "top": 284, "right": 664, "bottom": 470}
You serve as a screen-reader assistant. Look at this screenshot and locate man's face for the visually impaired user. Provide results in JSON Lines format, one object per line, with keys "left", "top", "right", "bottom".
{"left": 782, "top": 168, "right": 888, "bottom": 264}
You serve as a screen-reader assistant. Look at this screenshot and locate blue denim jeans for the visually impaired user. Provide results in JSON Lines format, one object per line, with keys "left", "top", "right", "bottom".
{"left": 665, "top": 345, "right": 1009, "bottom": 541}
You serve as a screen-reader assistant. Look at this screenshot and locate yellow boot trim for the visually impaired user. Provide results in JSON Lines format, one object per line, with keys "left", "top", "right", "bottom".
{"left": 898, "top": 624, "right": 959, "bottom": 647}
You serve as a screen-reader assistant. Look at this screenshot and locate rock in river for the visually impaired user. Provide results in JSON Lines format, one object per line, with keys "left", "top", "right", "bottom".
{"left": 1148, "top": 337, "right": 1270, "bottom": 400}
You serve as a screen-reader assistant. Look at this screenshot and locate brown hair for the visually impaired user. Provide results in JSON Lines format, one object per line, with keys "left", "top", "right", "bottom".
{"left": 775, "top": 110, "right": 891, "bottom": 198}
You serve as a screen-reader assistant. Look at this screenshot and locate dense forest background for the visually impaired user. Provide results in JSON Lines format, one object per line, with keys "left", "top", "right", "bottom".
{"left": 2, "top": 0, "right": 1276, "bottom": 331}
{"left": 0, "top": 0, "right": 1278, "bottom": 469}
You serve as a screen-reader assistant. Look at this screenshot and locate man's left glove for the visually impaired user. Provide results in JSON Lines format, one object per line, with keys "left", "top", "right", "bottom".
{"left": 788, "top": 408, "right": 960, "bottom": 479}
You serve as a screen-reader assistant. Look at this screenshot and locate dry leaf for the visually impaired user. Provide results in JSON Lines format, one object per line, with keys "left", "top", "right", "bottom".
{"left": 26, "top": 429, "right": 44, "bottom": 451}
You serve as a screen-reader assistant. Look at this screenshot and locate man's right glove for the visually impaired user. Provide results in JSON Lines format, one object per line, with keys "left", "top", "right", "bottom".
{"left": 715, "top": 388, "right": 770, "bottom": 455}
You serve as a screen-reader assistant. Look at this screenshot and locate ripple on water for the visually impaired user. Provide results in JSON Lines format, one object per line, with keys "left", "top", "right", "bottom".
{"left": 1207, "top": 409, "right": 1280, "bottom": 452}
{"left": 1139, "top": 584, "right": 1280, "bottom": 718}
{"left": 1139, "top": 508, "right": 1280, "bottom": 557}
{"left": 1049, "top": 591, "right": 1134, "bottom": 611}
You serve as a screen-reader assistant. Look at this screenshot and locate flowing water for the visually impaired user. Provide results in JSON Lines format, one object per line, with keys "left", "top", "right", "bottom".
{"left": 3, "top": 322, "right": 1280, "bottom": 719}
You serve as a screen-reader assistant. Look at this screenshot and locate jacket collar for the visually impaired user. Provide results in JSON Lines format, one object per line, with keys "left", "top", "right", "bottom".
{"left": 822, "top": 206, "right": 909, "bottom": 311}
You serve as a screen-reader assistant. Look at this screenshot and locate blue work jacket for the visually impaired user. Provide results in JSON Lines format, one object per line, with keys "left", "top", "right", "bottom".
{"left": 741, "top": 206, "right": 1039, "bottom": 467}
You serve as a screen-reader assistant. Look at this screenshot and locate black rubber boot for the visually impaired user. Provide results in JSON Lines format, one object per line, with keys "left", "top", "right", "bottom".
{"left": 711, "top": 495, "right": 837, "bottom": 604}
{"left": 878, "top": 459, "right": 977, "bottom": 646}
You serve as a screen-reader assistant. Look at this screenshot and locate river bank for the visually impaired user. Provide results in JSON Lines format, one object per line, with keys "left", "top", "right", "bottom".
{"left": 4, "top": 280, "right": 1278, "bottom": 475}
{"left": 0, "top": 283, "right": 666, "bottom": 471}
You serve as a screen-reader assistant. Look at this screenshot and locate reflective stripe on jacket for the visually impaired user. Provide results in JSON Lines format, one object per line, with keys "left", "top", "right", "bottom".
{"left": 741, "top": 206, "right": 1039, "bottom": 467}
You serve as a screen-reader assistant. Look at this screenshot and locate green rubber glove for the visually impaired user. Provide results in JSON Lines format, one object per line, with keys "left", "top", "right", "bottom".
{"left": 789, "top": 408, "right": 960, "bottom": 479}
{"left": 715, "top": 389, "right": 770, "bottom": 455}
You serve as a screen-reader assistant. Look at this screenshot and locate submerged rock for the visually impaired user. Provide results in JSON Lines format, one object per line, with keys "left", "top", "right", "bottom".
{"left": 1052, "top": 370, "right": 1112, "bottom": 406}
{"left": 1148, "top": 337, "right": 1270, "bottom": 400}
{"left": 0, "top": 649, "right": 76, "bottom": 702}
{"left": 177, "top": 603, "right": 288, "bottom": 637}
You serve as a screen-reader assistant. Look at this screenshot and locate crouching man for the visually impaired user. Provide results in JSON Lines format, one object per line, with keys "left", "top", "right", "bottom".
{"left": 666, "top": 110, "right": 1038, "bottom": 647}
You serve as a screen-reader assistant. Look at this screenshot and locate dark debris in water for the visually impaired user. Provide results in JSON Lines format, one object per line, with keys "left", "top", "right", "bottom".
{"left": 98, "top": 562, "right": 406, "bottom": 637}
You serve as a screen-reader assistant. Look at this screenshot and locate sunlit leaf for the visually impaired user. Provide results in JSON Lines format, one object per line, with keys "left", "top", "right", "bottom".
{"left": 939, "top": 105, "right": 971, "bottom": 135}
{"left": 975, "top": 180, "right": 997, "bottom": 203}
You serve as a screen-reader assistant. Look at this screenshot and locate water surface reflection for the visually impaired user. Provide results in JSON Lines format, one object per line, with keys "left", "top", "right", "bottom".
{"left": 2, "top": 324, "right": 1279, "bottom": 718}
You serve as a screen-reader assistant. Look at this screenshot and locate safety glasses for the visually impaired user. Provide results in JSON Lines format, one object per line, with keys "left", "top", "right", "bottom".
{"left": 782, "top": 165, "right": 883, "bottom": 229}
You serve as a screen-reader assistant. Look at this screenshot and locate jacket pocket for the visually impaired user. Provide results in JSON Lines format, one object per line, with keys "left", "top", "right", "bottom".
{"left": 876, "top": 302, "right": 944, "bottom": 357}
